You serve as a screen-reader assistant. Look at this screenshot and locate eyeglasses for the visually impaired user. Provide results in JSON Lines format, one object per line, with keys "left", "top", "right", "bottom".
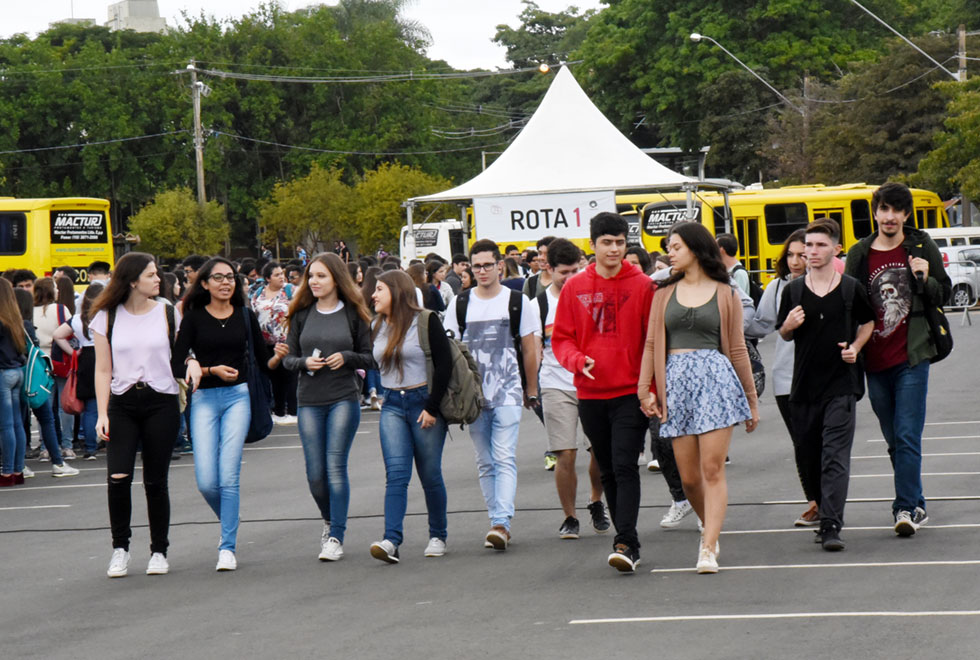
{"left": 209, "top": 273, "right": 236, "bottom": 283}
{"left": 471, "top": 263, "right": 497, "bottom": 272}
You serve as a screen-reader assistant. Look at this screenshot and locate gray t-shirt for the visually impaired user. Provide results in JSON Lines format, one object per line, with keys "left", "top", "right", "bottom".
{"left": 283, "top": 301, "right": 375, "bottom": 406}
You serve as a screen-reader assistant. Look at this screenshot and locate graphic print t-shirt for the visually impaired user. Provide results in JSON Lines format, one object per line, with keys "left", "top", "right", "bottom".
{"left": 865, "top": 246, "right": 910, "bottom": 372}
{"left": 444, "top": 288, "right": 541, "bottom": 408}
{"left": 534, "top": 286, "right": 575, "bottom": 392}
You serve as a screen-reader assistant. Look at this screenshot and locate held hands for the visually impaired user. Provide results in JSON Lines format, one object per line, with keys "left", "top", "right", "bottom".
{"left": 839, "top": 341, "right": 859, "bottom": 364}
{"left": 783, "top": 305, "right": 805, "bottom": 332}
{"left": 417, "top": 410, "right": 436, "bottom": 429}
{"left": 640, "top": 392, "right": 662, "bottom": 419}
{"left": 581, "top": 356, "right": 596, "bottom": 380}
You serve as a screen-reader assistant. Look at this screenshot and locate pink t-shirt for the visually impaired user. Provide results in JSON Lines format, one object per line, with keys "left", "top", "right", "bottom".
{"left": 90, "top": 302, "right": 179, "bottom": 396}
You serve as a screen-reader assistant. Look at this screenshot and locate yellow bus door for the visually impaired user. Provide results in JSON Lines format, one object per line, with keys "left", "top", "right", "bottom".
{"left": 734, "top": 216, "right": 763, "bottom": 276}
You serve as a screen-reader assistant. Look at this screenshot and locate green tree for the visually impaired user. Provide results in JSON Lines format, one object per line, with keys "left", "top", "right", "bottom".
{"left": 915, "top": 77, "right": 980, "bottom": 200}
{"left": 128, "top": 187, "right": 229, "bottom": 258}
{"left": 257, "top": 164, "right": 354, "bottom": 253}
{"left": 348, "top": 162, "right": 450, "bottom": 253}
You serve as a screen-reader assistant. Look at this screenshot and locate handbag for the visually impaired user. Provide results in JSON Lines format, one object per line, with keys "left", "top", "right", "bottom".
{"left": 49, "top": 304, "right": 75, "bottom": 379}
{"left": 243, "top": 308, "right": 274, "bottom": 444}
{"left": 60, "top": 350, "right": 85, "bottom": 415}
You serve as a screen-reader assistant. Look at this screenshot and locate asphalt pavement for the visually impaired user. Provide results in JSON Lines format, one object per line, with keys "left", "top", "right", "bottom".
{"left": 2, "top": 310, "right": 979, "bottom": 659}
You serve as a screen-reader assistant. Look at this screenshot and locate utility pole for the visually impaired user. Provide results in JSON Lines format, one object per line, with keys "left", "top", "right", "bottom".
{"left": 958, "top": 25, "right": 972, "bottom": 227}
{"left": 189, "top": 60, "right": 206, "bottom": 206}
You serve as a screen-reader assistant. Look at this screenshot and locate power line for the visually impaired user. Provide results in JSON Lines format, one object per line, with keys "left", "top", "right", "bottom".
{"left": 211, "top": 130, "right": 514, "bottom": 156}
{"left": 804, "top": 57, "right": 959, "bottom": 104}
{"left": 188, "top": 65, "right": 544, "bottom": 84}
{"left": 0, "top": 130, "right": 190, "bottom": 156}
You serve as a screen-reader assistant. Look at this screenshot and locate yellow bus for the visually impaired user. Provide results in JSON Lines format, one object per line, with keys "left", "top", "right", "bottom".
{"left": 0, "top": 197, "right": 114, "bottom": 288}
{"left": 632, "top": 184, "right": 948, "bottom": 284}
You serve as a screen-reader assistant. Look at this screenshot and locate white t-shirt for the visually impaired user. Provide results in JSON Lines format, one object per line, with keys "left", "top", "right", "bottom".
{"left": 444, "top": 287, "right": 541, "bottom": 408}
{"left": 533, "top": 286, "right": 575, "bottom": 392}
{"left": 69, "top": 315, "right": 96, "bottom": 349}
{"left": 90, "top": 302, "right": 180, "bottom": 396}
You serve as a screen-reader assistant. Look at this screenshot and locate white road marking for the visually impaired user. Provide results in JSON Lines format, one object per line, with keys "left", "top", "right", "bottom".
{"left": 764, "top": 495, "right": 980, "bottom": 504}
{"left": 851, "top": 471, "right": 980, "bottom": 478}
{"left": 853, "top": 451, "right": 980, "bottom": 460}
{"left": 868, "top": 435, "right": 980, "bottom": 443}
{"left": 649, "top": 559, "right": 980, "bottom": 574}
{"left": 720, "top": 523, "right": 980, "bottom": 535}
{"left": 0, "top": 504, "right": 71, "bottom": 511}
{"left": 570, "top": 610, "right": 980, "bottom": 624}
{"left": 925, "top": 421, "right": 980, "bottom": 426}
{"left": 8, "top": 482, "right": 140, "bottom": 491}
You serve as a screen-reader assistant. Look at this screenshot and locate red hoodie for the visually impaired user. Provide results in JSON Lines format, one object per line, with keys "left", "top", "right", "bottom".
{"left": 552, "top": 261, "right": 656, "bottom": 400}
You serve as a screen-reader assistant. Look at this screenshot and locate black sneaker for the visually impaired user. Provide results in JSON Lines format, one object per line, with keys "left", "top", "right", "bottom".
{"left": 558, "top": 516, "right": 580, "bottom": 539}
{"left": 82, "top": 453, "right": 97, "bottom": 461}
{"left": 820, "top": 521, "right": 845, "bottom": 551}
{"left": 607, "top": 543, "right": 640, "bottom": 573}
{"left": 587, "top": 501, "right": 611, "bottom": 534}
{"left": 912, "top": 507, "right": 929, "bottom": 528}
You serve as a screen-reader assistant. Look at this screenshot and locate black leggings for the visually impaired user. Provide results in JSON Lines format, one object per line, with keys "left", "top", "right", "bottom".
{"left": 649, "top": 417, "right": 686, "bottom": 503}
{"left": 106, "top": 386, "right": 180, "bottom": 555}
{"left": 266, "top": 354, "right": 297, "bottom": 417}
{"left": 776, "top": 394, "right": 818, "bottom": 502}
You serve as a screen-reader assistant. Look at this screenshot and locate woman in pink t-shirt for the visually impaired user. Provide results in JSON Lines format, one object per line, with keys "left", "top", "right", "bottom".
{"left": 91, "top": 252, "right": 183, "bottom": 579}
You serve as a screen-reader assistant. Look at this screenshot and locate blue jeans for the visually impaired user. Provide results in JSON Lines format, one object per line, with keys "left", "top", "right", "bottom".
{"left": 468, "top": 405, "right": 523, "bottom": 530}
{"left": 378, "top": 387, "right": 448, "bottom": 545}
{"left": 190, "top": 383, "right": 251, "bottom": 552}
{"left": 297, "top": 399, "right": 360, "bottom": 543}
{"left": 54, "top": 376, "right": 74, "bottom": 450}
{"left": 80, "top": 398, "right": 98, "bottom": 454}
{"left": 1, "top": 368, "right": 27, "bottom": 475}
{"left": 867, "top": 361, "right": 930, "bottom": 515}
{"left": 364, "top": 369, "right": 381, "bottom": 395}
{"left": 30, "top": 393, "right": 64, "bottom": 464}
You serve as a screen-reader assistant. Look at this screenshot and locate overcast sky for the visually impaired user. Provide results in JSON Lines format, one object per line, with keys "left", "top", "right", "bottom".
{"left": 6, "top": 1, "right": 604, "bottom": 70}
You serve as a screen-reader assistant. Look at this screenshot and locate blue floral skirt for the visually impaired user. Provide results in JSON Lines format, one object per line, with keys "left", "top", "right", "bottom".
{"left": 659, "top": 349, "right": 751, "bottom": 438}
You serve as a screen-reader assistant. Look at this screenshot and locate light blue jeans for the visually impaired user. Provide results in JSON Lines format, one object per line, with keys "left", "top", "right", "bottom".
{"left": 1, "top": 368, "right": 27, "bottom": 475}
{"left": 190, "top": 383, "right": 250, "bottom": 552}
{"left": 378, "top": 387, "right": 448, "bottom": 545}
{"left": 297, "top": 399, "right": 360, "bottom": 543}
{"left": 469, "top": 405, "right": 523, "bottom": 531}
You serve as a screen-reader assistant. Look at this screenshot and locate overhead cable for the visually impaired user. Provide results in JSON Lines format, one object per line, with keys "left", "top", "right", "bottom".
{"left": 211, "top": 130, "right": 514, "bottom": 155}
{"left": 0, "top": 130, "right": 190, "bottom": 155}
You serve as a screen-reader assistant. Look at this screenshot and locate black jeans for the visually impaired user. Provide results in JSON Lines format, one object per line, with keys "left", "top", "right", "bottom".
{"left": 777, "top": 394, "right": 818, "bottom": 502}
{"left": 579, "top": 394, "right": 648, "bottom": 550}
{"left": 790, "top": 395, "right": 857, "bottom": 528}
{"left": 649, "top": 417, "right": 685, "bottom": 503}
{"left": 267, "top": 355, "right": 297, "bottom": 417}
{"left": 106, "top": 385, "right": 180, "bottom": 555}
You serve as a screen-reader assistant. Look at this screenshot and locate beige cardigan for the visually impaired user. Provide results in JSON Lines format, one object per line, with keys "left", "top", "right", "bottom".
{"left": 636, "top": 281, "right": 758, "bottom": 423}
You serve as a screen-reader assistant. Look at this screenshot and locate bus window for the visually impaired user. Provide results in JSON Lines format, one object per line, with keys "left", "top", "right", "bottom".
{"left": 764, "top": 203, "right": 808, "bottom": 244}
{"left": 934, "top": 238, "right": 948, "bottom": 247}
{"left": 971, "top": 238, "right": 980, "bottom": 245}
{"left": 449, "top": 229, "right": 466, "bottom": 257}
{"left": 851, "top": 200, "right": 872, "bottom": 239}
{"left": 0, "top": 213, "right": 27, "bottom": 255}
{"left": 735, "top": 216, "right": 761, "bottom": 274}
{"left": 915, "top": 210, "right": 924, "bottom": 228}
{"left": 952, "top": 238, "right": 966, "bottom": 246}
{"left": 925, "top": 209, "right": 938, "bottom": 228}
{"left": 712, "top": 206, "right": 728, "bottom": 236}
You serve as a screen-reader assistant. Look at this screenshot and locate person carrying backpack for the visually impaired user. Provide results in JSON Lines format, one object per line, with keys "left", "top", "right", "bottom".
{"left": 0, "top": 279, "right": 30, "bottom": 487}
{"left": 365, "top": 270, "right": 453, "bottom": 563}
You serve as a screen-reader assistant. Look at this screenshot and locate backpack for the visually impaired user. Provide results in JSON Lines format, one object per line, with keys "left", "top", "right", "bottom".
{"left": 788, "top": 274, "right": 865, "bottom": 400}
{"left": 733, "top": 264, "right": 764, "bottom": 308}
{"left": 417, "top": 310, "right": 484, "bottom": 426}
{"left": 455, "top": 288, "right": 528, "bottom": 390}
{"left": 907, "top": 243, "right": 953, "bottom": 363}
{"left": 22, "top": 333, "right": 55, "bottom": 409}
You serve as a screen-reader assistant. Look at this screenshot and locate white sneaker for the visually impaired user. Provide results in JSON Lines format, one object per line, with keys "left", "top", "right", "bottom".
{"left": 368, "top": 388, "right": 380, "bottom": 410}
{"left": 647, "top": 459, "right": 661, "bottom": 472}
{"left": 146, "top": 552, "right": 169, "bottom": 575}
{"left": 38, "top": 449, "right": 50, "bottom": 462}
{"left": 699, "top": 535, "right": 721, "bottom": 558}
{"left": 369, "top": 539, "right": 400, "bottom": 564}
{"left": 280, "top": 414, "right": 298, "bottom": 425}
{"left": 216, "top": 549, "right": 237, "bottom": 571}
{"left": 319, "top": 536, "right": 343, "bottom": 561}
{"left": 272, "top": 414, "right": 287, "bottom": 425}
{"left": 51, "top": 462, "right": 80, "bottom": 477}
{"left": 62, "top": 448, "right": 77, "bottom": 460}
{"left": 660, "top": 500, "right": 693, "bottom": 528}
{"left": 696, "top": 546, "right": 719, "bottom": 574}
{"left": 22, "top": 466, "right": 34, "bottom": 478}
{"left": 107, "top": 548, "right": 130, "bottom": 578}
{"left": 424, "top": 538, "right": 447, "bottom": 557}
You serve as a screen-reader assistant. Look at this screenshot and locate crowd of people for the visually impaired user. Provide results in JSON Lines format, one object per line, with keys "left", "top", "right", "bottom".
{"left": 0, "top": 182, "right": 951, "bottom": 579}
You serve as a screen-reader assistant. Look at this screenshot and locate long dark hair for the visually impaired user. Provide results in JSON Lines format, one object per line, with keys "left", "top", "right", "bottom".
{"left": 775, "top": 228, "right": 807, "bottom": 279}
{"left": 288, "top": 252, "right": 370, "bottom": 325}
{"left": 33, "top": 277, "right": 56, "bottom": 307}
{"left": 80, "top": 283, "right": 104, "bottom": 340}
{"left": 55, "top": 277, "right": 76, "bottom": 315}
{"left": 361, "top": 265, "right": 382, "bottom": 312}
{"left": 0, "top": 278, "right": 26, "bottom": 354}
{"left": 372, "top": 270, "right": 423, "bottom": 380}
{"left": 664, "top": 222, "right": 730, "bottom": 286}
{"left": 92, "top": 252, "right": 156, "bottom": 317}
{"left": 182, "top": 257, "right": 246, "bottom": 310}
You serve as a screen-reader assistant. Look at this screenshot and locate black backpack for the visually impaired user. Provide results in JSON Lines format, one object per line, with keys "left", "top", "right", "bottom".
{"left": 733, "top": 264, "right": 764, "bottom": 308}
{"left": 455, "top": 288, "right": 528, "bottom": 389}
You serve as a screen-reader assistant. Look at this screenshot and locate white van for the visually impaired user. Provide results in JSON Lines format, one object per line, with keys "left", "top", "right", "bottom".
{"left": 925, "top": 227, "right": 980, "bottom": 248}
{"left": 399, "top": 220, "right": 467, "bottom": 268}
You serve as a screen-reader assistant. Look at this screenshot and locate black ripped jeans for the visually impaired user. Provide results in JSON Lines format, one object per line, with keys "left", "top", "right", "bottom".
{"left": 106, "top": 385, "right": 180, "bottom": 555}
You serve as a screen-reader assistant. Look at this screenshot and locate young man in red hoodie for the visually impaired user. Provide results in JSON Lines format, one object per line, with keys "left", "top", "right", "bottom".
{"left": 552, "top": 212, "right": 656, "bottom": 573}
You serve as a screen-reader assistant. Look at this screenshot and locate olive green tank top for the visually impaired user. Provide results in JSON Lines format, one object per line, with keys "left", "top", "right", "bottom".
{"left": 665, "top": 288, "right": 721, "bottom": 351}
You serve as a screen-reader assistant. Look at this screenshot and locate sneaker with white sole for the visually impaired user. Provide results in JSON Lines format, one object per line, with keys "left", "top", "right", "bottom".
{"left": 912, "top": 506, "right": 929, "bottom": 528}
{"left": 216, "top": 549, "right": 237, "bottom": 571}
{"left": 38, "top": 450, "right": 50, "bottom": 462}
{"left": 485, "top": 526, "right": 510, "bottom": 550}
{"left": 146, "top": 552, "right": 169, "bottom": 575}
{"left": 62, "top": 448, "right": 77, "bottom": 460}
{"left": 607, "top": 543, "right": 640, "bottom": 573}
{"left": 22, "top": 466, "right": 34, "bottom": 478}
{"left": 107, "top": 548, "right": 130, "bottom": 578}
{"left": 894, "top": 510, "right": 917, "bottom": 537}
{"left": 424, "top": 538, "right": 446, "bottom": 557}
{"left": 370, "top": 539, "right": 400, "bottom": 564}
{"left": 272, "top": 414, "right": 287, "bottom": 425}
{"left": 587, "top": 500, "right": 611, "bottom": 534}
{"left": 696, "top": 546, "right": 719, "bottom": 574}
{"left": 647, "top": 459, "right": 661, "bottom": 472}
{"left": 51, "top": 462, "right": 80, "bottom": 477}
{"left": 660, "top": 499, "right": 693, "bottom": 528}
{"left": 280, "top": 414, "right": 298, "bottom": 425}
{"left": 319, "top": 536, "right": 343, "bottom": 561}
